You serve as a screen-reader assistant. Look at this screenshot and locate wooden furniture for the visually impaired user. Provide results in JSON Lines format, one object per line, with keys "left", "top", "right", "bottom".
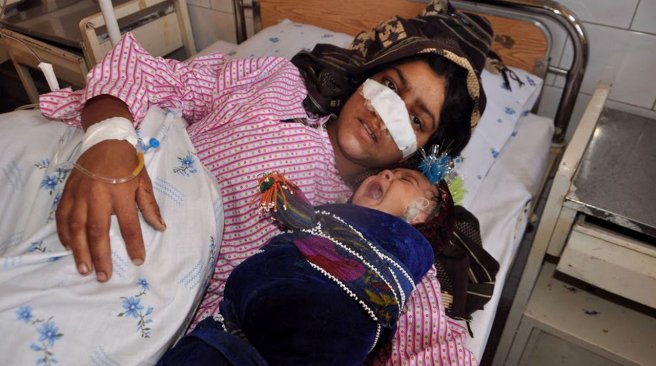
{"left": 78, "top": 0, "right": 195, "bottom": 66}
{"left": 0, "top": 0, "right": 23, "bottom": 63}
{"left": 493, "top": 81, "right": 656, "bottom": 365}
{"left": 257, "top": 0, "right": 548, "bottom": 75}
{"left": 0, "top": 0, "right": 196, "bottom": 103}
{"left": 0, "top": 27, "right": 89, "bottom": 102}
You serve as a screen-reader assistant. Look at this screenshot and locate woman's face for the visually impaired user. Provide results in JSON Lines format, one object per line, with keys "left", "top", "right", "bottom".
{"left": 351, "top": 168, "right": 437, "bottom": 224}
{"left": 329, "top": 59, "right": 446, "bottom": 172}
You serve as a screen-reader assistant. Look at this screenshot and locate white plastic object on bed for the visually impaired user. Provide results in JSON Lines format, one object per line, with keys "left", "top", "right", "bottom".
{"left": 37, "top": 62, "right": 60, "bottom": 92}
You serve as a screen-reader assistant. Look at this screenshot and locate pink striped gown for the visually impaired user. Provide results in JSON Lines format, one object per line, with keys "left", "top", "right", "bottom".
{"left": 39, "top": 33, "right": 477, "bottom": 366}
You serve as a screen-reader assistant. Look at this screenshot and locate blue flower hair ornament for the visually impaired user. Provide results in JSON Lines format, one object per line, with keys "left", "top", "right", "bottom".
{"left": 418, "top": 145, "right": 465, "bottom": 206}
{"left": 418, "top": 145, "right": 455, "bottom": 184}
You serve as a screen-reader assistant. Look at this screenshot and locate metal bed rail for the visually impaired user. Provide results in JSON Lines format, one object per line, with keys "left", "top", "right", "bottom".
{"left": 452, "top": 0, "right": 588, "bottom": 144}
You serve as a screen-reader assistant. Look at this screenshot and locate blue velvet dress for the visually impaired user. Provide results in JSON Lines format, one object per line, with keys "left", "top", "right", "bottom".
{"left": 159, "top": 184, "right": 434, "bottom": 366}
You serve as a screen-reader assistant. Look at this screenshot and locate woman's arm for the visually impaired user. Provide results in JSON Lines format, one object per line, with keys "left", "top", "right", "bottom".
{"left": 38, "top": 33, "right": 226, "bottom": 281}
{"left": 40, "top": 32, "right": 308, "bottom": 281}
{"left": 80, "top": 94, "right": 133, "bottom": 128}
{"left": 41, "top": 33, "right": 308, "bottom": 133}
{"left": 40, "top": 32, "right": 229, "bottom": 127}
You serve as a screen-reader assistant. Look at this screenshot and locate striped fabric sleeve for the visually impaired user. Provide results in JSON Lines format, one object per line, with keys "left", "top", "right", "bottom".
{"left": 39, "top": 32, "right": 229, "bottom": 127}
{"left": 370, "top": 267, "right": 478, "bottom": 366}
{"left": 40, "top": 33, "right": 310, "bottom": 134}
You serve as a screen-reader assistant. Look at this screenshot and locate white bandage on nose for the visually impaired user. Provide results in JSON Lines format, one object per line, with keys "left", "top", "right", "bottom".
{"left": 362, "top": 78, "right": 417, "bottom": 158}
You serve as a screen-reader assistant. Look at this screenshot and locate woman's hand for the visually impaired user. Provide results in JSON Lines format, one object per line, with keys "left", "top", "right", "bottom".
{"left": 56, "top": 139, "right": 166, "bottom": 282}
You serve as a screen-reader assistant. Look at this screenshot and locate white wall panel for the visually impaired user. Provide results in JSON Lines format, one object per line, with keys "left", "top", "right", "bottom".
{"left": 556, "top": 0, "right": 639, "bottom": 28}
{"left": 632, "top": 0, "right": 656, "bottom": 34}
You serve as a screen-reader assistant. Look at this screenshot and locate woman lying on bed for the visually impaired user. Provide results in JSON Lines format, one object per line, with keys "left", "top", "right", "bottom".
{"left": 159, "top": 167, "right": 454, "bottom": 366}
{"left": 35, "top": 0, "right": 491, "bottom": 364}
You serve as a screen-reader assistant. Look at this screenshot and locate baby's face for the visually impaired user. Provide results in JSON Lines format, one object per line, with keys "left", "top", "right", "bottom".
{"left": 351, "top": 168, "right": 437, "bottom": 224}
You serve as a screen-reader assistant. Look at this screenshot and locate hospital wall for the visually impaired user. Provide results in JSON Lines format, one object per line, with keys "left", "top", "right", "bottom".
{"left": 185, "top": 0, "right": 656, "bottom": 141}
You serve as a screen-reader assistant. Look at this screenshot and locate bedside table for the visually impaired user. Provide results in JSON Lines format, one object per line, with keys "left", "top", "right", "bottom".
{"left": 494, "top": 82, "right": 656, "bottom": 366}
{"left": 554, "top": 108, "right": 656, "bottom": 309}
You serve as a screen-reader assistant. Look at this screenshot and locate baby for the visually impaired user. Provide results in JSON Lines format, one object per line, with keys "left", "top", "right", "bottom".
{"left": 159, "top": 168, "right": 454, "bottom": 366}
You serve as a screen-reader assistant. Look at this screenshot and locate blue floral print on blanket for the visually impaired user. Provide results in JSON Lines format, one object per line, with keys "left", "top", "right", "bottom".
{"left": 0, "top": 107, "right": 223, "bottom": 365}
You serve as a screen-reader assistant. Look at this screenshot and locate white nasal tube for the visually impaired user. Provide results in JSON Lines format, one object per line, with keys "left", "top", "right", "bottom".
{"left": 361, "top": 79, "right": 417, "bottom": 158}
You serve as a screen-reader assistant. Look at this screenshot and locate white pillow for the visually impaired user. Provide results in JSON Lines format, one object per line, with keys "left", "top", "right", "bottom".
{"left": 456, "top": 68, "right": 543, "bottom": 205}
{"left": 234, "top": 19, "right": 354, "bottom": 59}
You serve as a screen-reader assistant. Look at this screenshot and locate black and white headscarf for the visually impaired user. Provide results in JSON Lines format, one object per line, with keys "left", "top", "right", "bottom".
{"left": 291, "top": 0, "right": 493, "bottom": 128}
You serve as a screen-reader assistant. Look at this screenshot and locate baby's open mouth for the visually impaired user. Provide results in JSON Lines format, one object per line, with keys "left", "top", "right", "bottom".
{"left": 365, "top": 180, "right": 383, "bottom": 200}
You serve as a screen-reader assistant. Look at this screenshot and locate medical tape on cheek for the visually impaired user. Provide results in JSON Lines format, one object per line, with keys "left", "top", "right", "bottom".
{"left": 362, "top": 79, "right": 417, "bottom": 158}
{"left": 401, "top": 197, "right": 431, "bottom": 223}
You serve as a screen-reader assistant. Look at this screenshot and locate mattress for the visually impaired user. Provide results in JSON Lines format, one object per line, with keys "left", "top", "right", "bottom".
{"left": 464, "top": 112, "right": 553, "bottom": 358}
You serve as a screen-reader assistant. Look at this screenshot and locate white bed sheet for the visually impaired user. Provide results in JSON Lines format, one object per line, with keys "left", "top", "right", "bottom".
{"left": 201, "top": 32, "right": 555, "bottom": 362}
{"left": 464, "top": 112, "right": 553, "bottom": 359}
{"left": 193, "top": 40, "right": 238, "bottom": 59}
{"left": 198, "top": 38, "right": 237, "bottom": 56}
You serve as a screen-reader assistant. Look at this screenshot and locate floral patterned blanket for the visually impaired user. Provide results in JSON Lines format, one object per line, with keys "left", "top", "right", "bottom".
{"left": 0, "top": 107, "right": 223, "bottom": 365}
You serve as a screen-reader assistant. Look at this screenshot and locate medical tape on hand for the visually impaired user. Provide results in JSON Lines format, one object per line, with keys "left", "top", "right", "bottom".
{"left": 80, "top": 116, "right": 139, "bottom": 156}
{"left": 75, "top": 116, "right": 145, "bottom": 184}
{"left": 362, "top": 78, "right": 417, "bottom": 158}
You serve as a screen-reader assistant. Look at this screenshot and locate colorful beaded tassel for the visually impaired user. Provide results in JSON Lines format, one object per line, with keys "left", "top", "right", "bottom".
{"left": 256, "top": 171, "right": 296, "bottom": 213}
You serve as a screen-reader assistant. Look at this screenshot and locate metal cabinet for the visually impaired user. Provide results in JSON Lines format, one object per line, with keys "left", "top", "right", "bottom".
{"left": 493, "top": 82, "right": 656, "bottom": 366}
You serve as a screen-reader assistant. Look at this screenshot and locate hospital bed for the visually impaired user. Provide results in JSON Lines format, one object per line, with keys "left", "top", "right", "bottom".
{"left": 0, "top": 0, "right": 590, "bottom": 364}
{"left": 201, "top": 0, "right": 589, "bottom": 361}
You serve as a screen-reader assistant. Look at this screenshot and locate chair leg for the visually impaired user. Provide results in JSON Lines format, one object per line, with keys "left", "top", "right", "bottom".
{"left": 173, "top": 0, "right": 197, "bottom": 57}
{"left": 13, "top": 62, "right": 40, "bottom": 104}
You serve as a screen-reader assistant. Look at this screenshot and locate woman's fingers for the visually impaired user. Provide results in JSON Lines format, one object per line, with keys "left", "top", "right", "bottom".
{"left": 55, "top": 177, "right": 75, "bottom": 250}
{"left": 136, "top": 171, "right": 166, "bottom": 231}
{"left": 67, "top": 199, "right": 94, "bottom": 277}
{"left": 114, "top": 192, "right": 146, "bottom": 266}
{"left": 86, "top": 192, "right": 114, "bottom": 282}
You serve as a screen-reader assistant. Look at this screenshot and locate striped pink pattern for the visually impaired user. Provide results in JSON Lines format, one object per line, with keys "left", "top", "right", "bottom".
{"left": 39, "top": 33, "right": 476, "bottom": 365}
